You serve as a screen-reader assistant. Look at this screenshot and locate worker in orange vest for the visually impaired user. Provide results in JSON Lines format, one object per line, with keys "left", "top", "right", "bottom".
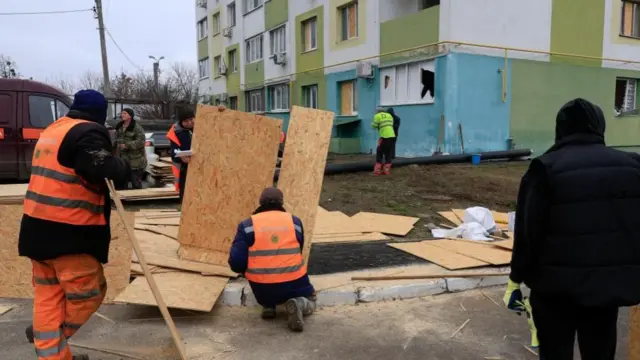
{"left": 228, "top": 187, "right": 316, "bottom": 332}
{"left": 19, "top": 89, "right": 131, "bottom": 360}
{"left": 166, "top": 107, "right": 195, "bottom": 202}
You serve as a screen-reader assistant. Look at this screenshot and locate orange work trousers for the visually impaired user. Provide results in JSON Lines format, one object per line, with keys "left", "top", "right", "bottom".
{"left": 31, "top": 254, "right": 107, "bottom": 360}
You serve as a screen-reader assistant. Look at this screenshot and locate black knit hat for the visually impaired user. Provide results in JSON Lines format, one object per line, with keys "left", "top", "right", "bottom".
{"left": 122, "top": 108, "right": 134, "bottom": 119}
{"left": 259, "top": 187, "right": 284, "bottom": 206}
{"left": 177, "top": 108, "right": 195, "bottom": 123}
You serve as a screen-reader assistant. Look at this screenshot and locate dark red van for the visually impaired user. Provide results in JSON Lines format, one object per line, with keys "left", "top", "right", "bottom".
{"left": 0, "top": 79, "right": 72, "bottom": 181}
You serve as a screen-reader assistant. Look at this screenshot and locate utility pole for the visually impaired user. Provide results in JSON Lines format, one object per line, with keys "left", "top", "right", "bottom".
{"left": 94, "top": 0, "right": 113, "bottom": 119}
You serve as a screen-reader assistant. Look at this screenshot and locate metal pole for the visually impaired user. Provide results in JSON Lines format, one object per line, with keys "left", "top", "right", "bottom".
{"left": 153, "top": 62, "right": 160, "bottom": 92}
{"left": 95, "top": 0, "right": 113, "bottom": 119}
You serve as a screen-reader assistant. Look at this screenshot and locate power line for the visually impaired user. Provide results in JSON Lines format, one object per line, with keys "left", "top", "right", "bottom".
{"left": 104, "top": 27, "right": 143, "bottom": 72}
{"left": 0, "top": 8, "right": 94, "bottom": 16}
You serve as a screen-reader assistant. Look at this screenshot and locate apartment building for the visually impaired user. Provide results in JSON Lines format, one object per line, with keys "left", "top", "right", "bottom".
{"left": 195, "top": 0, "right": 640, "bottom": 157}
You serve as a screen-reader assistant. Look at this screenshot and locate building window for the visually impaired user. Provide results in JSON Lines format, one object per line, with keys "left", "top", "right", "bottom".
{"left": 228, "top": 49, "right": 238, "bottom": 72}
{"left": 268, "top": 84, "right": 290, "bottom": 111}
{"left": 244, "top": 0, "right": 263, "bottom": 14}
{"left": 214, "top": 56, "right": 222, "bottom": 77}
{"left": 245, "top": 34, "right": 264, "bottom": 63}
{"left": 339, "top": 2, "right": 358, "bottom": 41}
{"left": 197, "top": 18, "right": 208, "bottom": 40}
{"left": 246, "top": 89, "right": 265, "bottom": 112}
{"left": 198, "top": 57, "right": 210, "bottom": 79}
{"left": 228, "top": 2, "right": 236, "bottom": 27}
{"left": 380, "top": 60, "right": 435, "bottom": 105}
{"left": 339, "top": 80, "right": 357, "bottom": 115}
{"left": 270, "top": 25, "right": 287, "bottom": 56}
{"left": 621, "top": 1, "right": 640, "bottom": 38}
{"left": 302, "top": 85, "right": 318, "bottom": 109}
{"left": 212, "top": 13, "right": 221, "bottom": 35}
{"left": 419, "top": 0, "right": 440, "bottom": 10}
{"left": 229, "top": 96, "right": 238, "bottom": 110}
{"left": 615, "top": 78, "right": 638, "bottom": 114}
{"left": 302, "top": 17, "right": 317, "bottom": 52}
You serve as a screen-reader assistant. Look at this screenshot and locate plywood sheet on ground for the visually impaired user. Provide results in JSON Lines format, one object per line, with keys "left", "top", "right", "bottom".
{"left": 388, "top": 241, "right": 488, "bottom": 270}
{"left": 136, "top": 218, "right": 180, "bottom": 226}
{"left": 312, "top": 232, "right": 389, "bottom": 244}
{"left": 277, "top": 106, "right": 334, "bottom": 261}
{"left": 428, "top": 240, "right": 511, "bottom": 265}
{"left": 491, "top": 211, "right": 509, "bottom": 224}
{"left": 133, "top": 230, "right": 179, "bottom": 259}
{"left": 314, "top": 211, "right": 364, "bottom": 235}
{"left": 135, "top": 251, "right": 235, "bottom": 278}
{"left": 438, "top": 211, "right": 462, "bottom": 226}
{"left": 350, "top": 212, "right": 419, "bottom": 236}
{"left": 114, "top": 272, "right": 228, "bottom": 311}
{"left": 135, "top": 224, "right": 179, "bottom": 239}
{"left": 0, "top": 205, "right": 132, "bottom": 302}
{"left": 178, "top": 107, "right": 282, "bottom": 265}
{"left": 491, "top": 239, "right": 514, "bottom": 250}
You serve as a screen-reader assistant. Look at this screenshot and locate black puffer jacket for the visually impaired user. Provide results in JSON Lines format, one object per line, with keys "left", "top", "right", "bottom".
{"left": 510, "top": 98, "right": 640, "bottom": 307}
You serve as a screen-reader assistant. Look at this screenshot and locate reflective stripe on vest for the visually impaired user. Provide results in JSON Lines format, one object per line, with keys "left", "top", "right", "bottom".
{"left": 167, "top": 124, "right": 182, "bottom": 191}
{"left": 245, "top": 211, "right": 307, "bottom": 284}
{"left": 24, "top": 117, "right": 106, "bottom": 226}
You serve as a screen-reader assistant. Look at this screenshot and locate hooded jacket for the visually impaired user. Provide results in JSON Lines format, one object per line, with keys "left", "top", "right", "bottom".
{"left": 510, "top": 98, "right": 640, "bottom": 307}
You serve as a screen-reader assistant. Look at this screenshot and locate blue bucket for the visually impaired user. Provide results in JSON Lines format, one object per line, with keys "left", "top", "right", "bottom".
{"left": 471, "top": 154, "right": 481, "bottom": 165}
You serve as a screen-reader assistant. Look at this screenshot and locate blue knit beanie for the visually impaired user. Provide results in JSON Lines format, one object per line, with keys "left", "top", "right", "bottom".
{"left": 70, "top": 90, "right": 108, "bottom": 125}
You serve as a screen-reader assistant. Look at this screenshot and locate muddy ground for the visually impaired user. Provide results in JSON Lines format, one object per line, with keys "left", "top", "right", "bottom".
{"left": 321, "top": 155, "right": 529, "bottom": 239}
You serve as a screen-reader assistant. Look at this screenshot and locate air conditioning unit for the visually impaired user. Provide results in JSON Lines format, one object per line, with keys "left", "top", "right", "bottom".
{"left": 196, "top": 0, "right": 207, "bottom": 9}
{"left": 222, "top": 27, "right": 233, "bottom": 38}
{"left": 272, "top": 52, "right": 287, "bottom": 66}
{"left": 219, "top": 63, "right": 228, "bottom": 75}
{"left": 219, "top": 93, "right": 228, "bottom": 102}
{"left": 356, "top": 61, "right": 374, "bottom": 78}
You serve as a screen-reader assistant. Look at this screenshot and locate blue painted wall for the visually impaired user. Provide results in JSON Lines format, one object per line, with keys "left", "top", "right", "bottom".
{"left": 443, "top": 52, "right": 511, "bottom": 154}
{"left": 266, "top": 112, "right": 291, "bottom": 132}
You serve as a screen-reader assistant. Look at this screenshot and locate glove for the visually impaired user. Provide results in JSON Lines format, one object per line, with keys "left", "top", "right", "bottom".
{"left": 502, "top": 279, "right": 526, "bottom": 312}
{"left": 523, "top": 298, "right": 539, "bottom": 348}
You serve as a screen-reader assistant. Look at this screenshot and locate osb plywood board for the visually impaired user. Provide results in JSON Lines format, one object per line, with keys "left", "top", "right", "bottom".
{"left": 136, "top": 218, "right": 180, "bottom": 226}
{"left": 629, "top": 306, "right": 640, "bottom": 359}
{"left": 491, "top": 240, "right": 514, "bottom": 250}
{"left": 452, "top": 209, "right": 466, "bottom": 223}
{"left": 177, "top": 244, "right": 230, "bottom": 266}
{"left": 135, "top": 224, "right": 179, "bottom": 240}
{"left": 0, "top": 205, "right": 133, "bottom": 303}
{"left": 312, "top": 232, "right": 389, "bottom": 244}
{"left": 438, "top": 211, "right": 462, "bottom": 226}
{"left": 133, "top": 230, "right": 179, "bottom": 260}
{"left": 350, "top": 212, "right": 419, "bottom": 236}
{"left": 491, "top": 211, "right": 509, "bottom": 224}
{"left": 314, "top": 211, "right": 364, "bottom": 235}
{"left": 429, "top": 240, "right": 511, "bottom": 265}
{"left": 277, "top": 106, "right": 334, "bottom": 262}
{"left": 135, "top": 251, "right": 236, "bottom": 278}
{"left": 388, "top": 241, "right": 488, "bottom": 270}
{"left": 178, "top": 107, "right": 282, "bottom": 265}
{"left": 114, "top": 272, "right": 228, "bottom": 312}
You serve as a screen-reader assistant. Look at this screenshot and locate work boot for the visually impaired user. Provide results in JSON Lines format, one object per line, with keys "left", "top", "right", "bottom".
{"left": 72, "top": 355, "right": 90, "bottom": 360}
{"left": 383, "top": 163, "right": 392, "bottom": 175}
{"left": 285, "top": 298, "right": 304, "bottom": 332}
{"left": 261, "top": 307, "right": 276, "bottom": 320}
{"left": 373, "top": 163, "right": 382, "bottom": 176}
{"left": 25, "top": 325, "right": 34, "bottom": 343}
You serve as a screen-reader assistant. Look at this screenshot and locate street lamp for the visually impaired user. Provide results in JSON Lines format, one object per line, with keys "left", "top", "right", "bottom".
{"left": 148, "top": 55, "right": 165, "bottom": 91}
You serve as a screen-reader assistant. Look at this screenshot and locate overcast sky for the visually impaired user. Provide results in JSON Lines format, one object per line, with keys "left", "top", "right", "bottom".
{"left": 0, "top": 0, "right": 196, "bottom": 83}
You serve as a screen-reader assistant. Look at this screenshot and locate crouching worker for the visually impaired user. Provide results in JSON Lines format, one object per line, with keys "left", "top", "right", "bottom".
{"left": 228, "top": 187, "right": 316, "bottom": 332}
{"left": 19, "top": 90, "right": 131, "bottom": 360}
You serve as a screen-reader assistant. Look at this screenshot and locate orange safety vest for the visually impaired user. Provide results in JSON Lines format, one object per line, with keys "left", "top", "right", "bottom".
{"left": 166, "top": 124, "right": 182, "bottom": 192}
{"left": 245, "top": 211, "right": 307, "bottom": 284}
{"left": 23, "top": 117, "right": 106, "bottom": 226}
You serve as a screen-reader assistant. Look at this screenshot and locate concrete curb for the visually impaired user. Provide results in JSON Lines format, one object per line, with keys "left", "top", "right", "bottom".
{"left": 218, "top": 273, "right": 509, "bottom": 308}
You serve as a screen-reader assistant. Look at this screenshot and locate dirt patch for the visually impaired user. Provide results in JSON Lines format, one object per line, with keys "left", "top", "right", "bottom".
{"left": 320, "top": 160, "right": 529, "bottom": 240}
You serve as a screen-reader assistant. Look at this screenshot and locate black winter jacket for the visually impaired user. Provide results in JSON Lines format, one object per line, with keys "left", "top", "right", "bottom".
{"left": 510, "top": 99, "right": 640, "bottom": 307}
{"left": 19, "top": 110, "right": 131, "bottom": 264}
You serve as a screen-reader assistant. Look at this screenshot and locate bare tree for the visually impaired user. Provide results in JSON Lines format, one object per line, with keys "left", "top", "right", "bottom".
{"left": 0, "top": 54, "right": 19, "bottom": 78}
{"left": 78, "top": 70, "right": 104, "bottom": 90}
{"left": 44, "top": 75, "right": 78, "bottom": 95}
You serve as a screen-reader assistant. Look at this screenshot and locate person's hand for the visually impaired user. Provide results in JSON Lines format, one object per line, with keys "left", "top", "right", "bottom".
{"left": 502, "top": 279, "right": 525, "bottom": 312}
{"left": 182, "top": 156, "right": 191, "bottom": 164}
{"left": 119, "top": 143, "right": 126, "bottom": 150}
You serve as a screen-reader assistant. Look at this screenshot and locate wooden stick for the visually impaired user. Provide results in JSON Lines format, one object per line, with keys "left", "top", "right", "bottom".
{"left": 450, "top": 318, "right": 470, "bottom": 338}
{"left": 351, "top": 272, "right": 509, "bottom": 281}
{"left": 106, "top": 180, "right": 188, "bottom": 360}
{"left": 69, "top": 342, "right": 145, "bottom": 360}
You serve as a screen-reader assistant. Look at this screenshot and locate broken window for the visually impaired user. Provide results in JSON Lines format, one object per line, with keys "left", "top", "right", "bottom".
{"left": 419, "top": 0, "right": 440, "bottom": 11}
{"left": 615, "top": 77, "right": 638, "bottom": 115}
{"left": 380, "top": 60, "right": 435, "bottom": 105}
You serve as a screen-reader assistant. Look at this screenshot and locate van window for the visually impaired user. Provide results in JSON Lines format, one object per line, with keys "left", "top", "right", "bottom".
{"left": 0, "top": 94, "right": 12, "bottom": 125}
{"left": 28, "top": 96, "right": 68, "bottom": 128}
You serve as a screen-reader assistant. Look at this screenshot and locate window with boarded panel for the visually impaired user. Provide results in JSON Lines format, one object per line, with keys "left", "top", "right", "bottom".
{"left": 339, "top": 80, "right": 357, "bottom": 115}
{"left": 340, "top": 2, "right": 358, "bottom": 41}
{"left": 621, "top": 0, "right": 640, "bottom": 38}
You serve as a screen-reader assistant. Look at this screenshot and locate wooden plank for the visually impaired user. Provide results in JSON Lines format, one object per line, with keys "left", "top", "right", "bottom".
{"left": 0, "top": 205, "right": 132, "bottom": 303}
{"left": 277, "top": 106, "right": 334, "bottom": 262}
{"left": 135, "top": 224, "right": 179, "bottom": 240}
{"left": 491, "top": 240, "right": 514, "bottom": 250}
{"left": 491, "top": 211, "right": 509, "bottom": 224}
{"left": 629, "top": 306, "right": 640, "bottom": 360}
{"left": 312, "top": 232, "right": 389, "bottom": 244}
{"left": 452, "top": 209, "right": 466, "bottom": 223}
{"left": 106, "top": 180, "right": 187, "bottom": 360}
{"left": 428, "top": 240, "right": 512, "bottom": 265}
{"left": 388, "top": 241, "right": 488, "bottom": 270}
{"left": 178, "top": 106, "right": 282, "bottom": 265}
{"left": 438, "top": 211, "right": 462, "bottom": 226}
{"left": 114, "top": 272, "right": 228, "bottom": 312}
{"left": 0, "top": 304, "right": 14, "bottom": 315}
{"left": 134, "top": 252, "right": 236, "bottom": 278}
{"left": 350, "top": 212, "right": 419, "bottom": 236}
{"left": 136, "top": 218, "right": 180, "bottom": 226}
{"left": 314, "top": 211, "right": 364, "bottom": 235}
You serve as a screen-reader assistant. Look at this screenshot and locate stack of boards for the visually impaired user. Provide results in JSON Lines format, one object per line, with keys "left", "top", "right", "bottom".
{"left": 387, "top": 208, "right": 514, "bottom": 271}
{"left": 0, "top": 183, "right": 178, "bottom": 203}
{"left": 148, "top": 157, "right": 175, "bottom": 186}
